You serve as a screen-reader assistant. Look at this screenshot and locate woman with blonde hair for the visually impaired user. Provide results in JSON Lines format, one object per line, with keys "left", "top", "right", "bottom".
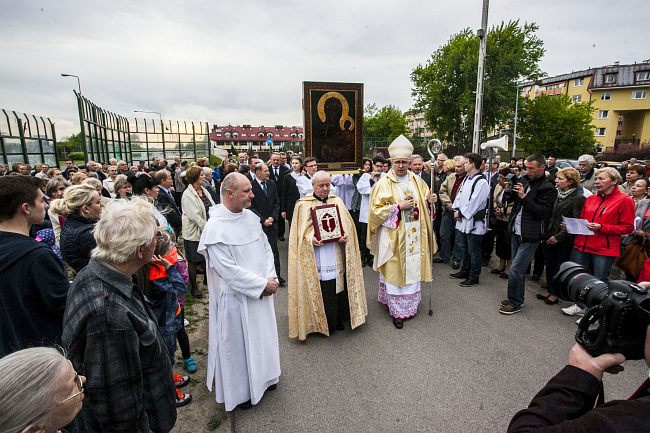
{"left": 70, "top": 171, "right": 87, "bottom": 185}
{"left": 537, "top": 167, "right": 586, "bottom": 305}
{"left": 181, "top": 165, "right": 216, "bottom": 298}
{"left": 51, "top": 184, "right": 103, "bottom": 273}
{"left": 0, "top": 347, "right": 85, "bottom": 433}
{"left": 113, "top": 174, "right": 132, "bottom": 199}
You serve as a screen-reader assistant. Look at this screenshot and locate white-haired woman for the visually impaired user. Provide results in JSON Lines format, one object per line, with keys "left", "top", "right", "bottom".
{"left": 0, "top": 347, "right": 85, "bottom": 433}
{"left": 61, "top": 198, "right": 177, "bottom": 432}
{"left": 51, "top": 184, "right": 103, "bottom": 273}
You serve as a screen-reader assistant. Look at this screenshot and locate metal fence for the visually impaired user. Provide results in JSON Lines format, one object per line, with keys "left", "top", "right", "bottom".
{"left": 0, "top": 109, "right": 58, "bottom": 167}
{"left": 77, "top": 92, "right": 210, "bottom": 165}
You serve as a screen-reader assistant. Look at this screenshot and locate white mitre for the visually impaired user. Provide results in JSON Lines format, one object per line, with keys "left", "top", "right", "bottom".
{"left": 388, "top": 135, "right": 414, "bottom": 159}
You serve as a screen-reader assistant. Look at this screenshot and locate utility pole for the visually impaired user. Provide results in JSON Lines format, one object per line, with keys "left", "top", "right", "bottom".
{"left": 471, "top": 0, "right": 489, "bottom": 153}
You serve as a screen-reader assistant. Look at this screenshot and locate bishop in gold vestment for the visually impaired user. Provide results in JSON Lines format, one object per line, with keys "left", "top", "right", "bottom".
{"left": 368, "top": 135, "right": 437, "bottom": 328}
{"left": 288, "top": 171, "right": 367, "bottom": 340}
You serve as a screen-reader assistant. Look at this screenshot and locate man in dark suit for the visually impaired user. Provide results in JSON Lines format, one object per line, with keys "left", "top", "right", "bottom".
{"left": 154, "top": 170, "right": 182, "bottom": 236}
{"left": 269, "top": 153, "right": 290, "bottom": 241}
{"left": 249, "top": 162, "right": 284, "bottom": 285}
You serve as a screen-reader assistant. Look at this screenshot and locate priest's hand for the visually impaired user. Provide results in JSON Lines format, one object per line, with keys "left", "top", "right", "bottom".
{"left": 312, "top": 236, "right": 323, "bottom": 247}
{"left": 281, "top": 212, "right": 287, "bottom": 219}
{"left": 428, "top": 192, "right": 438, "bottom": 203}
{"left": 264, "top": 277, "right": 279, "bottom": 295}
{"left": 398, "top": 198, "right": 414, "bottom": 210}
{"left": 338, "top": 234, "right": 348, "bottom": 244}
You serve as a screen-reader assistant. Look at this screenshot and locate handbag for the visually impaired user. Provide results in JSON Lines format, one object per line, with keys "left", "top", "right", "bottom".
{"left": 616, "top": 239, "right": 650, "bottom": 280}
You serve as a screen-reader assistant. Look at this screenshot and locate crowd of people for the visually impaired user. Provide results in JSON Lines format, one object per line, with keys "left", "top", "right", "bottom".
{"left": 1, "top": 139, "right": 650, "bottom": 431}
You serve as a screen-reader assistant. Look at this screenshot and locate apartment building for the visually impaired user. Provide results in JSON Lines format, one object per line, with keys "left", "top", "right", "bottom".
{"left": 405, "top": 110, "right": 434, "bottom": 139}
{"left": 524, "top": 61, "right": 650, "bottom": 151}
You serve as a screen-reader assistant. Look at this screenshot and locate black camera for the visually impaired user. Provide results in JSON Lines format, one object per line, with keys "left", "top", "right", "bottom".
{"left": 553, "top": 262, "right": 650, "bottom": 360}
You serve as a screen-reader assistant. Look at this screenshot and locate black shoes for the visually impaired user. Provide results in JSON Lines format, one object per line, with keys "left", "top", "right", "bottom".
{"left": 459, "top": 278, "right": 479, "bottom": 287}
{"left": 451, "top": 262, "right": 460, "bottom": 270}
{"left": 432, "top": 257, "right": 445, "bottom": 263}
{"left": 449, "top": 271, "right": 468, "bottom": 279}
{"left": 278, "top": 277, "right": 286, "bottom": 286}
{"left": 278, "top": 236, "right": 285, "bottom": 241}
{"left": 392, "top": 318, "right": 403, "bottom": 329}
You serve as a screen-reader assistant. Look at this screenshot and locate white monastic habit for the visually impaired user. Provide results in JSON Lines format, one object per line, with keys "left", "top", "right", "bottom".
{"left": 297, "top": 175, "right": 337, "bottom": 198}
{"left": 198, "top": 204, "right": 281, "bottom": 411}
{"left": 330, "top": 174, "right": 355, "bottom": 210}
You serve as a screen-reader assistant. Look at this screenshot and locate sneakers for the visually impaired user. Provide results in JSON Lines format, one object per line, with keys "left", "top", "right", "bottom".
{"left": 184, "top": 357, "right": 197, "bottom": 374}
{"left": 176, "top": 388, "right": 192, "bottom": 407}
{"left": 459, "top": 278, "right": 479, "bottom": 287}
{"left": 500, "top": 300, "right": 524, "bottom": 307}
{"left": 562, "top": 304, "right": 585, "bottom": 316}
{"left": 449, "top": 271, "right": 468, "bottom": 279}
{"left": 174, "top": 373, "right": 190, "bottom": 388}
{"left": 499, "top": 301, "right": 522, "bottom": 315}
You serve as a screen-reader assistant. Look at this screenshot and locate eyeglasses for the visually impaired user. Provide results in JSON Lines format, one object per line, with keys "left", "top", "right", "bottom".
{"left": 392, "top": 160, "right": 409, "bottom": 166}
{"left": 57, "top": 371, "right": 84, "bottom": 405}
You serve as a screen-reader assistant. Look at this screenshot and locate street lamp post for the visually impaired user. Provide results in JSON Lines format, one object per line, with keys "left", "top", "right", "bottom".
{"left": 133, "top": 110, "right": 162, "bottom": 121}
{"left": 60, "top": 74, "right": 81, "bottom": 95}
{"left": 471, "top": 0, "right": 489, "bottom": 154}
{"left": 512, "top": 83, "right": 521, "bottom": 158}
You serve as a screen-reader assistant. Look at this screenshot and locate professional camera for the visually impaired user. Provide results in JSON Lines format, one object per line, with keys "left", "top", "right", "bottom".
{"left": 553, "top": 262, "right": 650, "bottom": 360}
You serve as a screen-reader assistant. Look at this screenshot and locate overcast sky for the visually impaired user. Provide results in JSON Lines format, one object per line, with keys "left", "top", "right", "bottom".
{"left": 1, "top": 0, "right": 647, "bottom": 138}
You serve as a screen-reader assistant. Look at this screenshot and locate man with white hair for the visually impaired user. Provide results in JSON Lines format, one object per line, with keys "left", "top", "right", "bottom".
{"left": 288, "top": 171, "right": 367, "bottom": 340}
{"left": 199, "top": 173, "right": 281, "bottom": 411}
{"left": 578, "top": 154, "right": 597, "bottom": 193}
{"left": 62, "top": 198, "right": 177, "bottom": 432}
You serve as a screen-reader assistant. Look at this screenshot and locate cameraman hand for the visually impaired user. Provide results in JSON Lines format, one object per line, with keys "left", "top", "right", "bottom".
{"left": 568, "top": 343, "right": 625, "bottom": 381}
{"left": 513, "top": 183, "right": 526, "bottom": 199}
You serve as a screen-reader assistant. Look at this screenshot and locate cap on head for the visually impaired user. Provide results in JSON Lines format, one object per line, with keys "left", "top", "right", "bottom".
{"left": 388, "top": 135, "right": 414, "bottom": 159}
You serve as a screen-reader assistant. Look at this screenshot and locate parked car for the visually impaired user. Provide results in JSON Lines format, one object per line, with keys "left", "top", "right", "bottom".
{"left": 555, "top": 159, "right": 579, "bottom": 169}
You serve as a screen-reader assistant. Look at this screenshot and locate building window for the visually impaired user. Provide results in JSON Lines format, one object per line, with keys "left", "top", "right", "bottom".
{"left": 598, "top": 110, "right": 609, "bottom": 119}
{"left": 636, "top": 71, "right": 650, "bottom": 82}
{"left": 601, "top": 92, "right": 612, "bottom": 101}
{"left": 571, "top": 95, "right": 582, "bottom": 103}
{"left": 632, "top": 90, "right": 647, "bottom": 99}
{"left": 595, "top": 127, "right": 606, "bottom": 136}
{"left": 604, "top": 74, "right": 617, "bottom": 84}
{"left": 574, "top": 78, "right": 584, "bottom": 87}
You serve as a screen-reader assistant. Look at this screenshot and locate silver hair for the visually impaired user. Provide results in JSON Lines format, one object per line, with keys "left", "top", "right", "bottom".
{"left": 92, "top": 197, "right": 157, "bottom": 264}
{"left": 596, "top": 166, "right": 622, "bottom": 184}
{"left": 83, "top": 177, "right": 103, "bottom": 191}
{"left": 452, "top": 155, "right": 465, "bottom": 164}
{"left": 0, "top": 347, "right": 68, "bottom": 432}
{"left": 578, "top": 154, "right": 596, "bottom": 166}
{"left": 202, "top": 166, "right": 212, "bottom": 175}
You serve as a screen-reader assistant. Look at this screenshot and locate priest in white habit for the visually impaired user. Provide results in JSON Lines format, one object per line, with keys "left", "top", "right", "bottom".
{"left": 288, "top": 171, "right": 368, "bottom": 340}
{"left": 198, "top": 172, "right": 281, "bottom": 411}
{"left": 368, "top": 135, "right": 438, "bottom": 329}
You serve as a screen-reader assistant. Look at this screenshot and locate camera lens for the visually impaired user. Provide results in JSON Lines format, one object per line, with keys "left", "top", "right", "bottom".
{"left": 552, "top": 262, "right": 609, "bottom": 307}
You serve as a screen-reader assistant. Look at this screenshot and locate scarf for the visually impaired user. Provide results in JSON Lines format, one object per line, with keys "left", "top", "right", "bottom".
{"left": 557, "top": 187, "right": 576, "bottom": 200}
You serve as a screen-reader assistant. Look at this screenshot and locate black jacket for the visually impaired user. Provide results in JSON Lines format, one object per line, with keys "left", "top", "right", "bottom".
{"left": 250, "top": 178, "right": 280, "bottom": 228}
{"left": 0, "top": 232, "right": 69, "bottom": 357}
{"left": 157, "top": 187, "right": 182, "bottom": 234}
{"left": 269, "top": 164, "right": 289, "bottom": 194}
{"left": 60, "top": 213, "right": 97, "bottom": 273}
{"left": 507, "top": 175, "right": 556, "bottom": 243}
{"left": 509, "top": 365, "right": 650, "bottom": 432}
{"left": 281, "top": 174, "right": 301, "bottom": 222}
{"left": 546, "top": 189, "right": 586, "bottom": 244}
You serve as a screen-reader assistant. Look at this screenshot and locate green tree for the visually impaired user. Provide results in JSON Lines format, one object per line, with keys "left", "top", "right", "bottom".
{"left": 411, "top": 20, "right": 545, "bottom": 147}
{"left": 518, "top": 94, "right": 595, "bottom": 157}
{"left": 363, "top": 103, "right": 410, "bottom": 153}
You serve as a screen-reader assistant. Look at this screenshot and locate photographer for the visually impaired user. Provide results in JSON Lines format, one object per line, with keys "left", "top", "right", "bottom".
{"left": 499, "top": 154, "right": 556, "bottom": 315}
{"left": 508, "top": 332, "right": 650, "bottom": 432}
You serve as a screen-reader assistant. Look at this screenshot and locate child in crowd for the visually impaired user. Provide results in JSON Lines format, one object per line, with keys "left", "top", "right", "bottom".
{"left": 147, "top": 228, "right": 193, "bottom": 407}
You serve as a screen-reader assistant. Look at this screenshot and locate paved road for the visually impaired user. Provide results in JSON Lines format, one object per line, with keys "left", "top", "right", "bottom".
{"left": 232, "top": 237, "right": 647, "bottom": 432}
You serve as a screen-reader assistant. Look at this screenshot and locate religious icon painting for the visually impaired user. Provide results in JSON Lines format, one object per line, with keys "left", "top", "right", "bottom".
{"left": 302, "top": 81, "right": 363, "bottom": 171}
{"left": 310, "top": 203, "right": 345, "bottom": 244}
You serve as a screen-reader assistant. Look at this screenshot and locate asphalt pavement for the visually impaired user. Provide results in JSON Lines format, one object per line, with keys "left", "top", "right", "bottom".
{"left": 232, "top": 237, "right": 648, "bottom": 432}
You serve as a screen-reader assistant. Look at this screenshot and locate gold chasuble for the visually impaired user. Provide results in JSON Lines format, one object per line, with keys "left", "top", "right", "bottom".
{"left": 288, "top": 195, "right": 367, "bottom": 340}
{"left": 367, "top": 170, "right": 437, "bottom": 288}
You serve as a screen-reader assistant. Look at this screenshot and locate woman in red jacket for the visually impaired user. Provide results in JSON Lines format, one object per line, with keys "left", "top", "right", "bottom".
{"left": 572, "top": 167, "right": 635, "bottom": 282}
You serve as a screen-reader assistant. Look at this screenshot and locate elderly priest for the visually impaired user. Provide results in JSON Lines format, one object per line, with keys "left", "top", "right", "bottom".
{"left": 288, "top": 171, "right": 368, "bottom": 340}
